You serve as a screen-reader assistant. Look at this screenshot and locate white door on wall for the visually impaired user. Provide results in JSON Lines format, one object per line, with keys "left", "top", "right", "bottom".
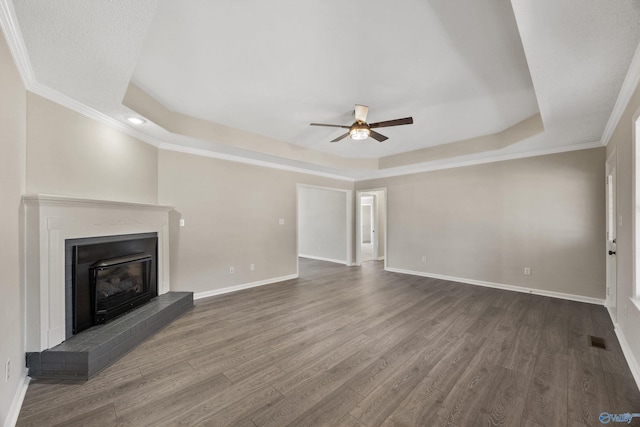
{"left": 356, "top": 189, "right": 387, "bottom": 266}
{"left": 372, "top": 194, "right": 378, "bottom": 259}
{"left": 360, "top": 195, "right": 375, "bottom": 262}
{"left": 606, "top": 160, "right": 617, "bottom": 321}
{"left": 362, "top": 204, "right": 372, "bottom": 243}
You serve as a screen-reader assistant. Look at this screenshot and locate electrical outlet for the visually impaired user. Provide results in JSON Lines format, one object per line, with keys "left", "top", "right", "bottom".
{"left": 5, "top": 359, "right": 10, "bottom": 383}
{"left": 524, "top": 267, "right": 531, "bottom": 276}
{"left": 179, "top": 219, "right": 185, "bottom": 227}
{"left": 279, "top": 218, "right": 285, "bottom": 225}
{"left": 250, "top": 264, "right": 255, "bottom": 271}
{"left": 421, "top": 256, "right": 427, "bottom": 263}
{"left": 229, "top": 266, "right": 235, "bottom": 274}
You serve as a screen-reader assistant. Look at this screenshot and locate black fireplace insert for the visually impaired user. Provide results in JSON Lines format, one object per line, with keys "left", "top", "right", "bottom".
{"left": 91, "top": 252, "right": 152, "bottom": 324}
{"left": 71, "top": 235, "right": 158, "bottom": 334}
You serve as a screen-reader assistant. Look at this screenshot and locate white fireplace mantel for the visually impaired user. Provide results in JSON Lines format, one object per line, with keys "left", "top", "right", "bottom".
{"left": 23, "top": 194, "right": 173, "bottom": 352}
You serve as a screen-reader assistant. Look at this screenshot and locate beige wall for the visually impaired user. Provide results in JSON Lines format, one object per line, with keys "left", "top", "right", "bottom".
{"left": 357, "top": 148, "right": 606, "bottom": 299}
{"left": 298, "top": 186, "right": 348, "bottom": 263}
{"left": 158, "top": 149, "right": 352, "bottom": 295}
{"left": 0, "top": 29, "right": 27, "bottom": 426}
{"left": 1, "top": 31, "right": 162, "bottom": 424}
{"left": 606, "top": 79, "right": 640, "bottom": 375}
{"left": 26, "top": 93, "right": 158, "bottom": 204}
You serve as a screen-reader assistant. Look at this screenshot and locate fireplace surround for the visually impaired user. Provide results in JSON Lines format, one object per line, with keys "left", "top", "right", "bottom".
{"left": 23, "top": 195, "right": 196, "bottom": 379}
{"left": 23, "top": 195, "right": 172, "bottom": 352}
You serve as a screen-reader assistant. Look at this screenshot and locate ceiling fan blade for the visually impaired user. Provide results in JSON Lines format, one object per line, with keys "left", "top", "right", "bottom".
{"left": 354, "top": 104, "right": 369, "bottom": 123}
{"left": 369, "top": 117, "right": 413, "bottom": 129}
{"left": 369, "top": 130, "right": 388, "bottom": 142}
{"left": 310, "top": 123, "right": 351, "bottom": 129}
{"left": 331, "top": 132, "right": 350, "bottom": 143}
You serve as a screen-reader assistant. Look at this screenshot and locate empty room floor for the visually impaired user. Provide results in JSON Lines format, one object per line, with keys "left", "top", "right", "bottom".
{"left": 17, "top": 258, "right": 640, "bottom": 426}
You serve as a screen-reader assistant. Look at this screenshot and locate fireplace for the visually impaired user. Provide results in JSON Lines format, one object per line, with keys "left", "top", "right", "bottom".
{"left": 23, "top": 195, "right": 194, "bottom": 379}
{"left": 70, "top": 234, "right": 158, "bottom": 335}
{"left": 23, "top": 194, "right": 173, "bottom": 353}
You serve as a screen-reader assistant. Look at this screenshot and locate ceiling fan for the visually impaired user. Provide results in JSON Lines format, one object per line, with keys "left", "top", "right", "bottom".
{"left": 310, "top": 105, "right": 413, "bottom": 142}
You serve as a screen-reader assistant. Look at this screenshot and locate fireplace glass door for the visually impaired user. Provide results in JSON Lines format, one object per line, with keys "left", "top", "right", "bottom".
{"left": 90, "top": 253, "right": 152, "bottom": 324}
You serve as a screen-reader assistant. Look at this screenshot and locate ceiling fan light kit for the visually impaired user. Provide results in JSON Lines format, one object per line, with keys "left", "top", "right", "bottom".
{"left": 349, "top": 122, "right": 370, "bottom": 140}
{"left": 310, "top": 104, "right": 413, "bottom": 143}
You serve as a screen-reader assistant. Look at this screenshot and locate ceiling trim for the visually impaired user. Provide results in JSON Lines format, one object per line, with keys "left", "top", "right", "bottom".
{"left": 379, "top": 113, "right": 544, "bottom": 169}
{"left": 159, "top": 143, "right": 356, "bottom": 182}
{"left": 123, "top": 83, "right": 378, "bottom": 172}
{"left": 0, "top": 0, "right": 33, "bottom": 86}
{"left": 602, "top": 39, "right": 640, "bottom": 146}
{"left": 354, "top": 141, "right": 604, "bottom": 181}
{"left": 32, "top": 82, "right": 165, "bottom": 148}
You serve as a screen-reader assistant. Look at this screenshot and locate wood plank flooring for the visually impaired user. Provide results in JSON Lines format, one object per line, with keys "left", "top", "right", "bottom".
{"left": 17, "top": 259, "right": 640, "bottom": 426}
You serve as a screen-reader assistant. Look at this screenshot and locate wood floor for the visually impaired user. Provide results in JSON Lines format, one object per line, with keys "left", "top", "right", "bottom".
{"left": 17, "top": 259, "right": 640, "bottom": 427}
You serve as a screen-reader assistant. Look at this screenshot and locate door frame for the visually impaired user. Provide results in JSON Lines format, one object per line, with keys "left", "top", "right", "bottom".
{"left": 355, "top": 188, "right": 387, "bottom": 267}
{"left": 606, "top": 149, "right": 617, "bottom": 321}
{"left": 295, "top": 184, "right": 353, "bottom": 273}
{"left": 634, "top": 111, "right": 640, "bottom": 303}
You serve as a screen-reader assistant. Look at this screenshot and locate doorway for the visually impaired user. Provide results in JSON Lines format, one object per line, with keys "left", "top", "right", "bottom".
{"left": 356, "top": 188, "right": 387, "bottom": 266}
{"left": 296, "top": 184, "right": 353, "bottom": 270}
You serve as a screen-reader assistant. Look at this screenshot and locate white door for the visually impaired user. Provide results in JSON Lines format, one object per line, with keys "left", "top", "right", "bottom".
{"left": 355, "top": 189, "right": 386, "bottom": 265}
{"left": 606, "top": 163, "right": 617, "bottom": 320}
{"left": 361, "top": 204, "right": 372, "bottom": 243}
{"left": 372, "top": 194, "right": 378, "bottom": 259}
{"left": 360, "top": 196, "right": 375, "bottom": 262}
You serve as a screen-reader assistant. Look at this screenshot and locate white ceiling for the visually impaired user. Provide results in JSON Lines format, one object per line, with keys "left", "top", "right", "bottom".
{"left": 5, "top": 0, "right": 640, "bottom": 179}
{"left": 132, "top": 0, "right": 539, "bottom": 159}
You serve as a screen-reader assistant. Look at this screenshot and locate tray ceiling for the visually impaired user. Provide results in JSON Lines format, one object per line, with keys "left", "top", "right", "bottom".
{"left": 6, "top": 0, "right": 640, "bottom": 179}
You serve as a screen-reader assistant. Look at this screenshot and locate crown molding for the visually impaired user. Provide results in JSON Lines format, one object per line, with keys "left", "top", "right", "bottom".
{"left": 161, "top": 140, "right": 604, "bottom": 183}
{"left": 602, "top": 39, "right": 640, "bottom": 146}
{"left": 352, "top": 140, "right": 604, "bottom": 181}
{"left": 29, "top": 82, "right": 167, "bottom": 148}
{"left": 0, "top": 0, "right": 34, "bottom": 86}
{"left": 159, "top": 143, "right": 357, "bottom": 182}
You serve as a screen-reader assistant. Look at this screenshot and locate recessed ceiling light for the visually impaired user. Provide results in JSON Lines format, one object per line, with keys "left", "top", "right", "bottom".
{"left": 126, "top": 116, "right": 147, "bottom": 125}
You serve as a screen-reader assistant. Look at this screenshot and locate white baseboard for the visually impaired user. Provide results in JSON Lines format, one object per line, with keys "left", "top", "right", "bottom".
{"left": 194, "top": 274, "right": 299, "bottom": 300}
{"left": 298, "top": 254, "right": 348, "bottom": 265}
{"left": 4, "top": 369, "right": 29, "bottom": 427}
{"left": 384, "top": 267, "right": 606, "bottom": 306}
{"left": 613, "top": 325, "right": 640, "bottom": 392}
